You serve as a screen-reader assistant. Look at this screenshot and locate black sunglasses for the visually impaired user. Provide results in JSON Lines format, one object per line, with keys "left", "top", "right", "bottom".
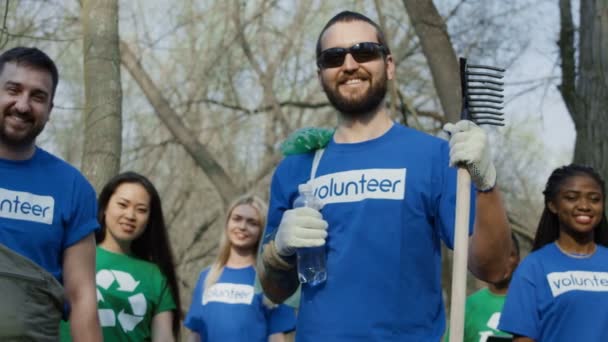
{"left": 317, "top": 42, "right": 388, "bottom": 69}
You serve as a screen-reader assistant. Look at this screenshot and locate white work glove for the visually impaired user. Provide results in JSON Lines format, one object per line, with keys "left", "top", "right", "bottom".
{"left": 443, "top": 120, "right": 496, "bottom": 191}
{"left": 274, "top": 207, "right": 328, "bottom": 257}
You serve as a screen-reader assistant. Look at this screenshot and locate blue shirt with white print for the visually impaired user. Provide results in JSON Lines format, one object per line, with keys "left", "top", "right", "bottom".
{"left": 0, "top": 147, "right": 98, "bottom": 283}
{"left": 264, "top": 123, "right": 475, "bottom": 341}
{"left": 499, "top": 243, "right": 608, "bottom": 341}
{"left": 184, "top": 266, "right": 296, "bottom": 341}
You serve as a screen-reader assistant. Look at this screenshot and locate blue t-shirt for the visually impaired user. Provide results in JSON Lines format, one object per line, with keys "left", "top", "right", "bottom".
{"left": 264, "top": 123, "right": 475, "bottom": 341}
{"left": 0, "top": 147, "right": 98, "bottom": 282}
{"left": 184, "top": 265, "right": 296, "bottom": 342}
{"left": 499, "top": 243, "right": 608, "bottom": 341}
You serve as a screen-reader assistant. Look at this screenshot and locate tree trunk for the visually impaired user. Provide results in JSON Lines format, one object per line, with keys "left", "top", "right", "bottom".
{"left": 81, "top": 0, "right": 122, "bottom": 192}
{"left": 572, "top": 0, "right": 608, "bottom": 172}
{"left": 402, "top": 0, "right": 462, "bottom": 121}
{"left": 559, "top": 0, "right": 608, "bottom": 178}
{"left": 119, "top": 41, "right": 239, "bottom": 206}
{"left": 402, "top": 0, "right": 465, "bottom": 319}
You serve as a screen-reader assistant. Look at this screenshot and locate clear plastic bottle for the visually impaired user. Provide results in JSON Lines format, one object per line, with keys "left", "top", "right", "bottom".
{"left": 293, "top": 183, "right": 327, "bottom": 286}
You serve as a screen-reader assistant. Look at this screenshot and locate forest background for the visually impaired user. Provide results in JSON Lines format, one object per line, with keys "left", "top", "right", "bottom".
{"left": 3, "top": 0, "right": 606, "bottom": 338}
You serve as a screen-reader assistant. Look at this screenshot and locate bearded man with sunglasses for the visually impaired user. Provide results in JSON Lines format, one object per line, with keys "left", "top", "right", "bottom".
{"left": 258, "top": 10, "right": 511, "bottom": 341}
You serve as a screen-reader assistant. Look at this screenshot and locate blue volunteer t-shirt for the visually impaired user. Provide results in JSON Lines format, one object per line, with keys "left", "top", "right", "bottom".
{"left": 264, "top": 123, "right": 475, "bottom": 341}
{"left": 184, "top": 265, "right": 296, "bottom": 342}
{"left": 499, "top": 243, "right": 608, "bottom": 341}
{"left": 0, "top": 147, "right": 99, "bottom": 282}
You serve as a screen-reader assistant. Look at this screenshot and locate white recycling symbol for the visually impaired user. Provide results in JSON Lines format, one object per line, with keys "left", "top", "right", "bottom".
{"left": 96, "top": 269, "right": 147, "bottom": 332}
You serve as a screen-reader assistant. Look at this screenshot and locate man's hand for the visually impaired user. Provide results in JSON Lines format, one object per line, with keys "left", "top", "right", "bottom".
{"left": 274, "top": 207, "right": 328, "bottom": 256}
{"left": 443, "top": 120, "right": 496, "bottom": 191}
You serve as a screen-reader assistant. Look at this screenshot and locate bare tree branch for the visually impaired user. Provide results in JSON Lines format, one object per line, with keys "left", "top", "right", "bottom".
{"left": 558, "top": 0, "right": 577, "bottom": 117}
{"left": 120, "top": 41, "right": 240, "bottom": 206}
{"left": 402, "top": 0, "right": 461, "bottom": 122}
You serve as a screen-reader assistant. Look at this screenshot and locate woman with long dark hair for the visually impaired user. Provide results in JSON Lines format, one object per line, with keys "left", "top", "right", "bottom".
{"left": 184, "top": 194, "right": 296, "bottom": 342}
{"left": 498, "top": 164, "right": 608, "bottom": 341}
{"left": 60, "top": 171, "right": 181, "bottom": 341}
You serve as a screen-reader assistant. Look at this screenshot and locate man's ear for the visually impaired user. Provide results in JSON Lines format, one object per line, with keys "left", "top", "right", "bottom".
{"left": 385, "top": 54, "right": 395, "bottom": 81}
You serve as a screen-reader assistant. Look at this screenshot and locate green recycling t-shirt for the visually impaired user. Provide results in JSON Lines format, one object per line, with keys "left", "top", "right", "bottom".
{"left": 60, "top": 247, "right": 176, "bottom": 341}
{"left": 445, "top": 287, "right": 512, "bottom": 342}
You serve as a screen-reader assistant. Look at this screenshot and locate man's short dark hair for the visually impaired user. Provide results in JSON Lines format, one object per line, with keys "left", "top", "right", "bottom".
{"left": 315, "top": 11, "right": 392, "bottom": 61}
{"left": 0, "top": 47, "right": 59, "bottom": 101}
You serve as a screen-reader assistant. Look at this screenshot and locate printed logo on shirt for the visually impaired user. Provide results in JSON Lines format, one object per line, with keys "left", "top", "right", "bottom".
{"left": 203, "top": 283, "right": 254, "bottom": 305}
{"left": 309, "top": 168, "right": 406, "bottom": 205}
{"left": 547, "top": 271, "right": 608, "bottom": 297}
{"left": 96, "top": 269, "right": 147, "bottom": 332}
{"left": 0, "top": 187, "right": 54, "bottom": 224}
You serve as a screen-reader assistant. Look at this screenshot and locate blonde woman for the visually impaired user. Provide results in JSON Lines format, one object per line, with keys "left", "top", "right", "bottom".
{"left": 185, "top": 195, "right": 296, "bottom": 342}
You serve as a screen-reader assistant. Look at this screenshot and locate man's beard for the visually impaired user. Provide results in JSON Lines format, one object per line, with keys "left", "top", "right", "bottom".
{"left": 322, "top": 71, "right": 388, "bottom": 119}
{"left": 0, "top": 110, "right": 45, "bottom": 150}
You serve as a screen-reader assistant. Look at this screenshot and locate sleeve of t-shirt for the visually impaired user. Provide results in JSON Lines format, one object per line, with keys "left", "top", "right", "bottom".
{"left": 155, "top": 272, "right": 176, "bottom": 314}
{"left": 262, "top": 162, "right": 292, "bottom": 249}
{"left": 435, "top": 141, "right": 476, "bottom": 249}
{"left": 184, "top": 271, "right": 206, "bottom": 334}
{"left": 267, "top": 303, "right": 297, "bottom": 335}
{"left": 498, "top": 259, "right": 539, "bottom": 339}
{"left": 62, "top": 174, "right": 99, "bottom": 249}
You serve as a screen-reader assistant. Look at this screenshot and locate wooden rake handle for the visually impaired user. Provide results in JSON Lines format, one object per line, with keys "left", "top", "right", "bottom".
{"left": 448, "top": 167, "right": 471, "bottom": 342}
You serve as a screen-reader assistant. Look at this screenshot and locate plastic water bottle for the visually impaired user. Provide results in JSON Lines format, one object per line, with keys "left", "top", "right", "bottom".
{"left": 294, "top": 183, "right": 327, "bottom": 286}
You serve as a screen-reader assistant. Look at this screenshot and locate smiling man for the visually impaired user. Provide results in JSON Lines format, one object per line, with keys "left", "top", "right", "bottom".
{"left": 258, "top": 11, "right": 512, "bottom": 341}
{"left": 0, "top": 47, "right": 101, "bottom": 341}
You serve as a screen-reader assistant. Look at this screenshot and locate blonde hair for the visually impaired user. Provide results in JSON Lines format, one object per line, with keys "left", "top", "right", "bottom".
{"left": 203, "top": 194, "right": 268, "bottom": 291}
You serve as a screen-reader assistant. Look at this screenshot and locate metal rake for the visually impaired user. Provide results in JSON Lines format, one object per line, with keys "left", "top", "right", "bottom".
{"left": 449, "top": 58, "right": 506, "bottom": 342}
{"left": 460, "top": 57, "right": 505, "bottom": 126}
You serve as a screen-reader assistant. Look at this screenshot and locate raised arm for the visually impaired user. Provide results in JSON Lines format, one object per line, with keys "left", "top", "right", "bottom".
{"left": 63, "top": 233, "right": 102, "bottom": 342}
{"left": 469, "top": 187, "right": 511, "bottom": 283}
{"left": 444, "top": 120, "right": 511, "bottom": 283}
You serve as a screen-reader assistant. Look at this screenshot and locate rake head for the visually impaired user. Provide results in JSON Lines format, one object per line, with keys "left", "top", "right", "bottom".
{"left": 460, "top": 57, "right": 505, "bottom": 126}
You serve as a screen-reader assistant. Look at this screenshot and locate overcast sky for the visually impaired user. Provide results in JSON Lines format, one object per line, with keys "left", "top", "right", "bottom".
{"left": 503, "top": 0, "right": 576, "bottom": 161}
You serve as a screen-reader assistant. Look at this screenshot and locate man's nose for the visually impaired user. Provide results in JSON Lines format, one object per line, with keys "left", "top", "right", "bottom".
{"left": 13, "top": 94, "right": 31, "bottom": 114}
{"left": 342, "top": 53, "right": 360, "bottom": 71}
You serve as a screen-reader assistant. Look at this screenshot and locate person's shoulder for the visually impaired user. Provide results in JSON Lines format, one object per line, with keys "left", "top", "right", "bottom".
{"left": 35, "top": 148, "right": 91, "bottom": 184}
{"left": 133, "top": 256, "right": 164, "bottom": 273}
{"left": 466, "top": 287, "right": 491, "bottom": 305}
{"left": 468, "top": 287, "right": 490, "bottom": 299}
{"left": 277, "top": 151, "right": 315, "bottom": 167}
{"left": 513, "top": 245, "right": 555, "bottom": 275}
{"left": 596, "top": 244, "right": 608, "bottom": 253}
{"left": 98, "top": 247, "right": 157, "bottom": 270}
{"left": 592, "top": 244, "right": 608, "bottom": 260}
{"left": 35, "top": 147, "right": 75, "bottom": 169}
{"left": 392, "top": 123, "right": 448, "bottom": 148}
{"left": 273, "top": 150, "right": 315, "bottom": 181}
{"left": 530, "top": 243, "right": 558, "bottom": 258}
{"left": 198, "top": 265, "right": 212, "bottom": 278}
